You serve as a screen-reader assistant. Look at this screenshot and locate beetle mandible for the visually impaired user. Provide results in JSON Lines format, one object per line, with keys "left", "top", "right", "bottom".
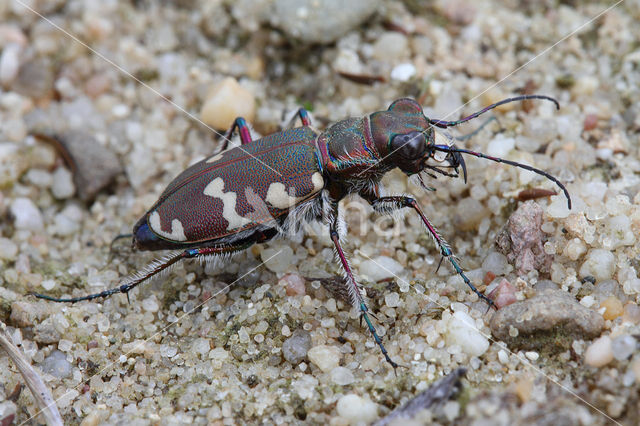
{"left": 35, "top": 95, "right": 572, "bottom": 368}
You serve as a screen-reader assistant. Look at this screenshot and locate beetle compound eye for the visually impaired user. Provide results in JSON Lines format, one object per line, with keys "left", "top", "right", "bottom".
{"left": 391, "top": 131, "right": 426, "bottom": 159}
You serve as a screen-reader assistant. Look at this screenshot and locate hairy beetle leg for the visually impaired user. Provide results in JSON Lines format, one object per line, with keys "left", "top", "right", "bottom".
{"left": 329, "top": 228, "right": 399, "bottom": 369}
{"left": 367, "top": 195, "right": 496, "bottom": 310}
{"left": 32, "top": 244, "right": 249, "bottom": 304}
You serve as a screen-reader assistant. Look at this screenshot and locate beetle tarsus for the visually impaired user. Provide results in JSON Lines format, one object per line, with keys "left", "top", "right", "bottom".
{"left": 360, "top": 305, "right": 399, "bottom": 370}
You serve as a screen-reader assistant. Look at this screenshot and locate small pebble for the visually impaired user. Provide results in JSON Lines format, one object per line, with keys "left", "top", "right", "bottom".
{"left": 141, "top": 296, "right": 159, "bottom": 312}
{"left": 514, "top": 376, "right": 534, "bottom": 403}
{"left": 442, "top": 400, "right": 460, "bottom": 422}
{"left": 490, "top": 290, "right": 604, "bottom": 351}
{"left": 41, "top": 279, "right": 56, "bottom": 291}
{"left": 134, "top": 361, "right": 146, "bottom": 376}
{"left": 372, "top": 32, "right": 409, "bottom": 61}
{"left": 40, "top": 350, "right": 72, "bottom": 378}
{"left": 583, "top": 113, "right": 598, "bottom": 131}
{"left": 584, "top": 336, "right": 613, "bottom": 368}
{"left": 0, "top": 42, "right": 21, "bottom": 85}
{"left": 487, "top": 136, "right": 515, "bottom": 158}
{"left": 336, "top": 394, "right": 378, "bottom": 425}
{"left": 580, "top": 249, "right": 616, "bottom": 282}
{"left": 385, "top": 292, "right": 401, "bottom": 308}
{"left": 13, "top": 57, "right": 54, "bottom": 99}
{"left": 34, "top": 323, "right": 61, "bottom": 345}
{"left": 390, "top": 63, "right": 416, "bottom": 82}
{"left": 43, "top": 131, "right": 122, "bottom": 201}
{"left": 307, "top": 344, "right": 341, "bottom": 372}
{"left": 291, "top": 375, "right": 318, "bottom": 400}
{"left": 600, "top": 296, "right": 623, "bottom": 321}
{"left": 445, "top": 311, "right": 489, "bottom": 357}
{"left": 0, "top": 237, "right": 18, "bottom": 259}
{"left": 488, "top": 278, "right": 517, "bottom": 309}
{"left": 359, "top": 256, "right": 403, "bottom": 282}
{"left": 10, "top": 198, "right": 44, "bottom": 231}
{"left": 282, "top": 329, "right": 312, "bottom": 365}
{"left": 580, "top": 295, "right": 596, "bottom": 308}
{"left": 482, "top": 252, "right": 511, "bottom": 276}
{"left": 611, "top": 335, "right": 636, "bottom": 361}
{"left": 453, "top": 198, "right": 487, "bottom": 232}
{"left": 622, "top": 303, "right": 640, "bottom": 323}
{"left": 261, "top": 246, "right": 294, "bottom": 274}
{"left": 191, "top": 338, "right": 211, "bottom": 355}
{"left": 496, "top": 201, "right": 549, "bottom": 275}
{"left": 0, "top": 401, "right": 17, "bottom": 426}
{"left": 58, "top": 339, "right": 73, "bottom": 352}
{"left": 272, "top": 0, "right": 380, "bottom": 44}
{"left": 208, "top": 348, "right": 229, "bottom": 362}
{"left": 112, "top": 104, "right": 130, "bottom": 118}
{"left": 330, "top": 366, "right": 355, "bottom": 385}
{"left": 25, "top": 169, "right": 53, "bottom": 188}
{"left": 200, "top": 77, "right": 255, "bottom": 130}
{"left": 85, "top": 73, "right": 111, "bottom": 98}
{"left": 280, "top": 273, "right": 306, "bottom": 296}
{"left": 54, "top": 204, "right": 83, "bottom": 236}
{"left": 564, "top": 238, "right": 587, "bottom": 261}
{"left": 546, "top": 195, "right": 572, "bottom": 219}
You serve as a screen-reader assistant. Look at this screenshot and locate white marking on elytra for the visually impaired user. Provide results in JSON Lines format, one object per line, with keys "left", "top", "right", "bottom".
{"left": 265, "top": 172, "right": 324, "bottom": 209}
{"left": 311, "top": 172, "right": 324, "bottom": 191}
{"left": 203, "top": 177, "right": 252, "bottom": 230}
{"left": 205, "top": 152, "right": 225, "bottom": 163}
{"left": 148, "top": 211, "right": 187, "bottom": 241}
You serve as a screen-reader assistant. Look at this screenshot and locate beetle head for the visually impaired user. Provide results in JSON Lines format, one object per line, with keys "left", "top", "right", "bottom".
{"left": 370, "top": 98, "right": 467, "bottom": 178}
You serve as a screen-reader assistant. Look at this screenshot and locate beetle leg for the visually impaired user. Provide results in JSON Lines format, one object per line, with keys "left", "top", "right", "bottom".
{"left": 366, "top": 195, "right": 496, "bottom": 310}
{"left": 219, "top": 117, "right": 253, "bottom": 151}
{"left": 32, "top": 244, "right": 250, "bottom": 303}
{"left": 285, "top": 108, "right": 312, "bottom": 129}
{"left": 328, "top": 204, "right": 399, "bottom": 369}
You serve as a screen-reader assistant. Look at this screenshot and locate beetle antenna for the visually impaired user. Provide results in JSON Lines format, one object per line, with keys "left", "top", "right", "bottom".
{"left": 428, "top": 95, "right": 559, "bottom": 128}
{"left": 109, "top": 233, "right": 133, "bottom": 253}
{"left": 433, "top": 145, "right": 572, "bottom": 209}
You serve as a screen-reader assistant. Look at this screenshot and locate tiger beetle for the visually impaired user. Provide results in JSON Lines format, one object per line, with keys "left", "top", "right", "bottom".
{"left": 35, "top": 95, "right": 571, "bottom": 369}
